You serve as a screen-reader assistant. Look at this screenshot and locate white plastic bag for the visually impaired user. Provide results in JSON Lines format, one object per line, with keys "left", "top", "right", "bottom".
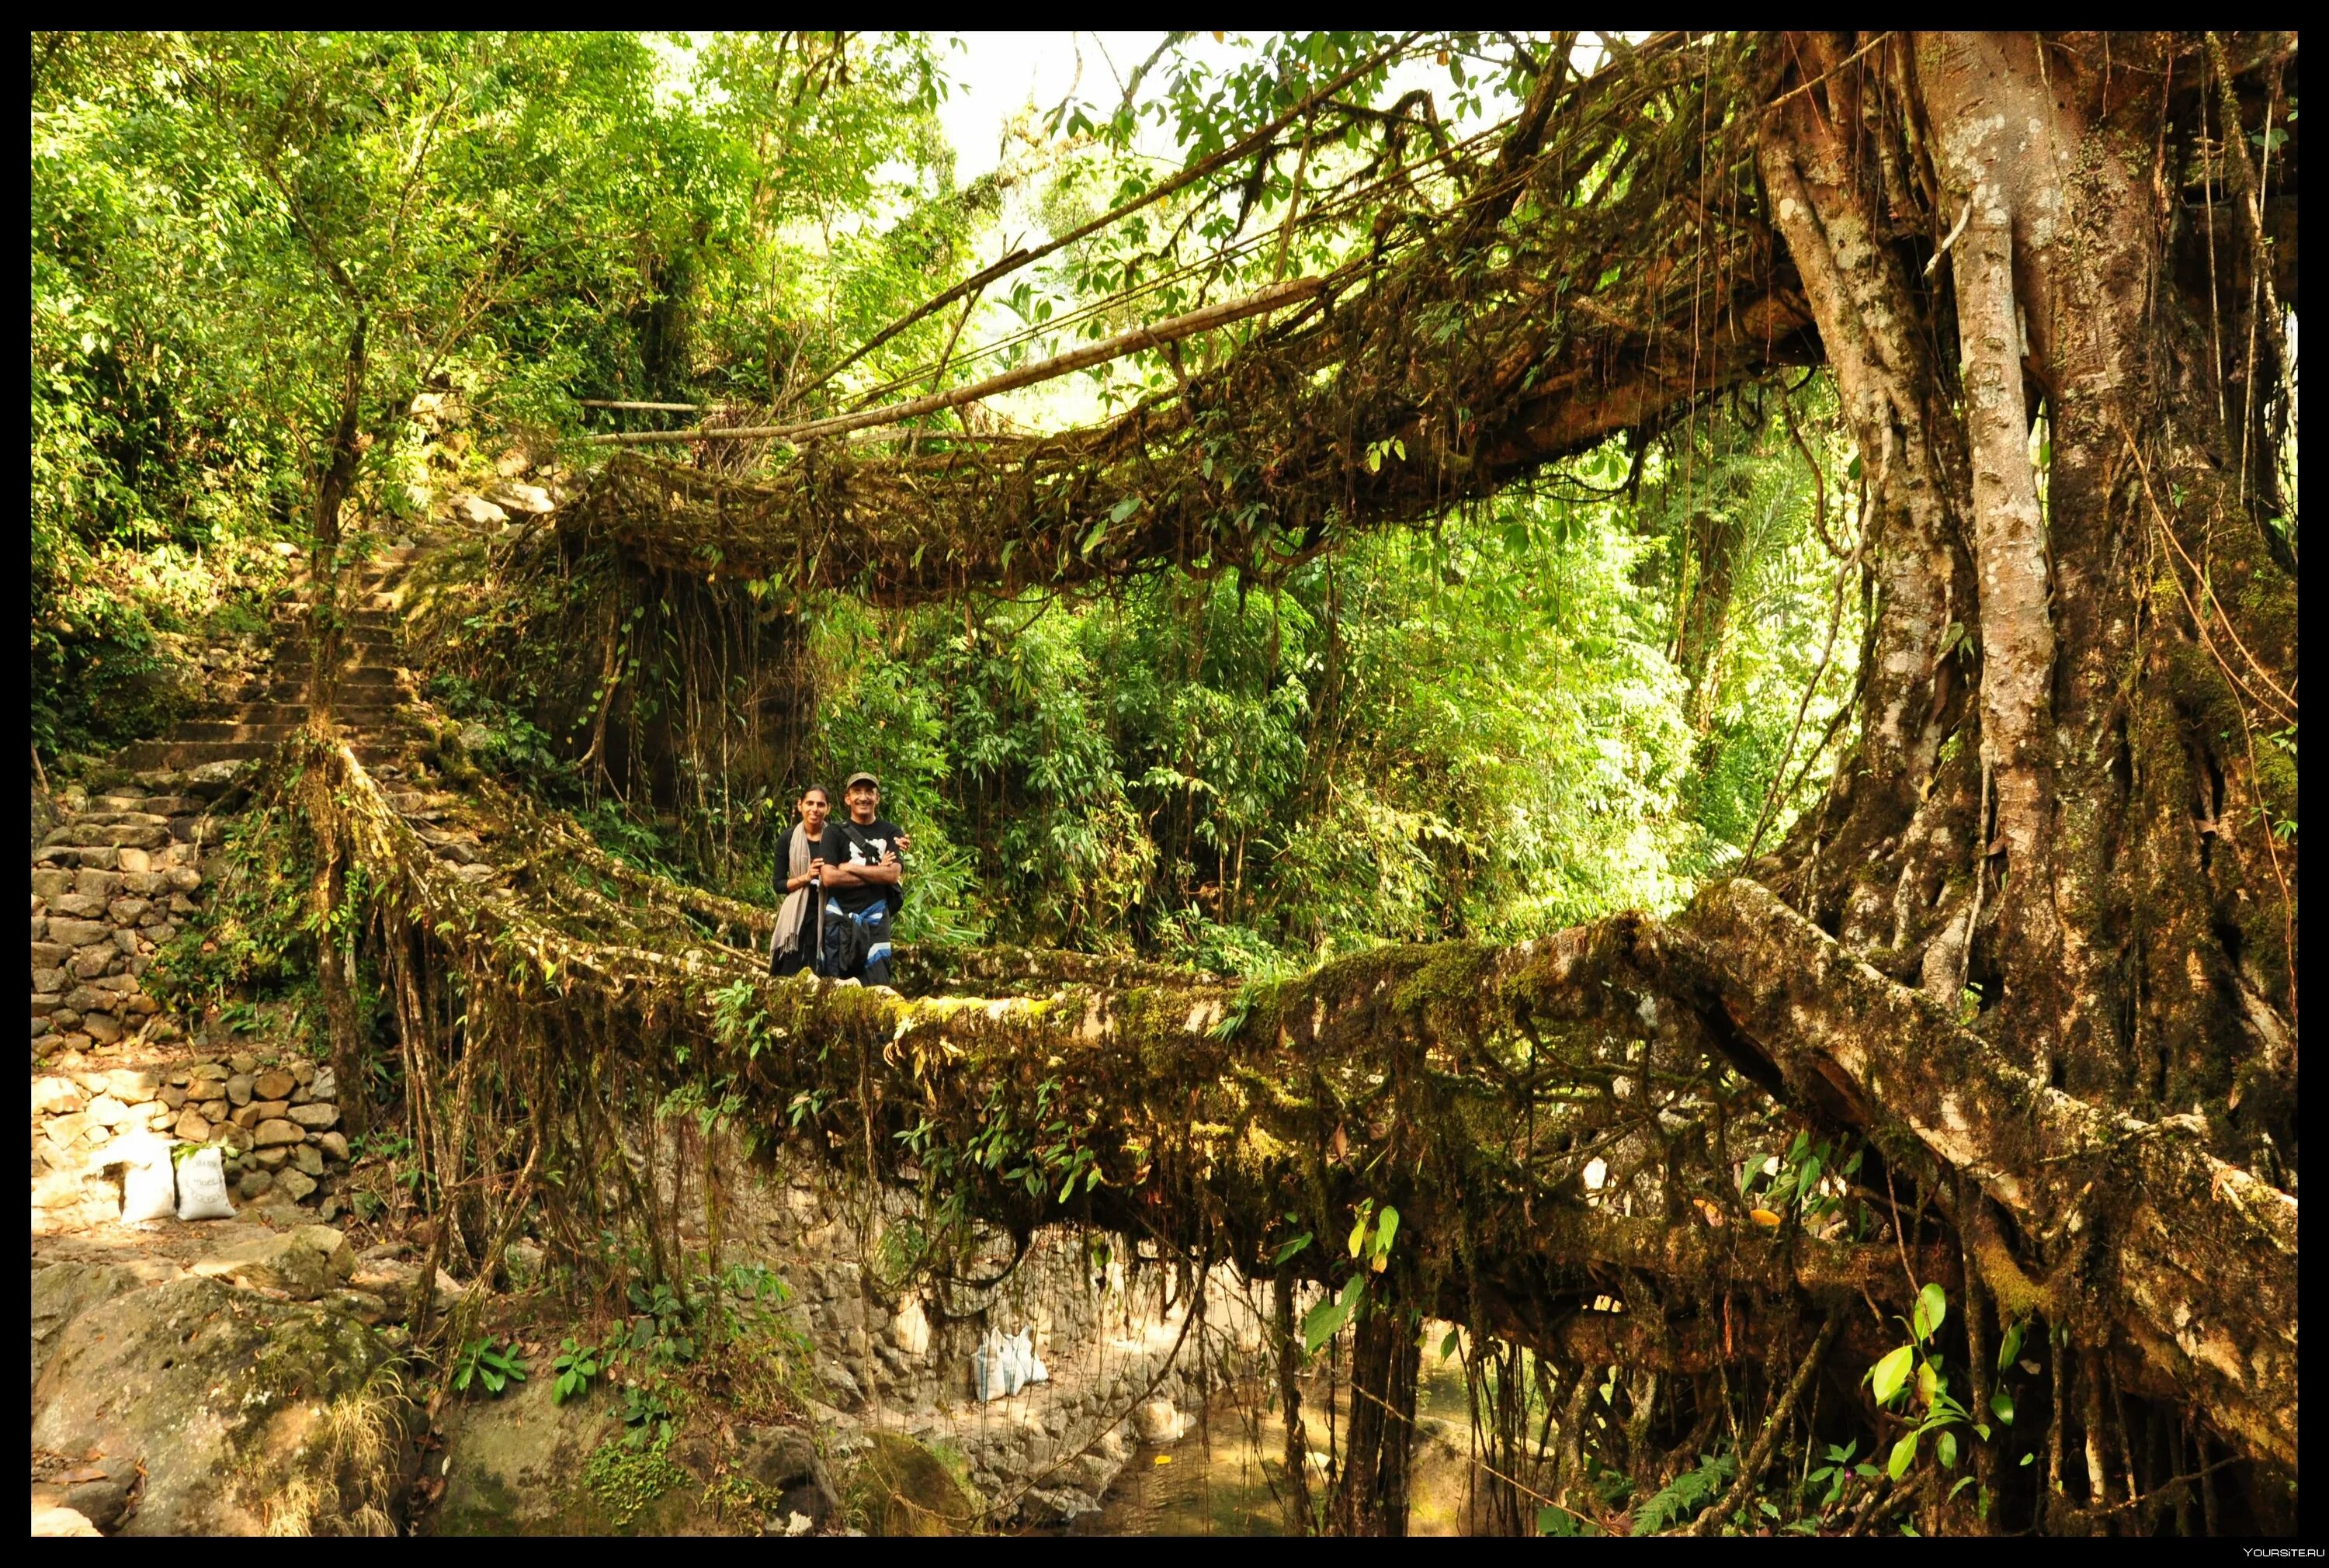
{"left": 971, "top": 1327, "right": 1050, "bottom": 1403}
{"left": 115, "top": 1135, "right": 178, "bottom": 1223}
{"left": 175, "top": 1145, "right": 234, "bottom": 1221}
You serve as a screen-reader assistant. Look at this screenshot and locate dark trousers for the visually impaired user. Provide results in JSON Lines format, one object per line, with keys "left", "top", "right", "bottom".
{"left": 817, "top": 899, "right": 894, "bottom": 985}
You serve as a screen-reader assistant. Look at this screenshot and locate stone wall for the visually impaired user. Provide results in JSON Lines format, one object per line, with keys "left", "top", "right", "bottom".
{"left": 30, "top": 775, "right": 220, "bottom": 1053}
{"left": 640, "top": 1153, "right": 1274, "bottom": 1528}
{"left": 30, "top": 766, "right": 356, "bottom": 1230}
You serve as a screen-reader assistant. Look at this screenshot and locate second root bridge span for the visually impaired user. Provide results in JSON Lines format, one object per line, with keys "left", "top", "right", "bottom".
{"left": 296, "top": 732, "right": 2294, "bottom": 1480}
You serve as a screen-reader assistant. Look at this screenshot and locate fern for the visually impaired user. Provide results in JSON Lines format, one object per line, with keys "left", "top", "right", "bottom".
{"left": 1630, "top": 1451, "right": 1737, "bottom": 1536}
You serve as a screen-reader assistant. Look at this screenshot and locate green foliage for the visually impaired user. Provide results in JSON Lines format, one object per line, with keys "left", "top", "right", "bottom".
{"left": 148, "top": 793, "right": 318, "bottom": 1008}
{"left": 451, "top": 1335, "right": 527, "bottom": 1396}
{"left": 584, "top": 1426, "right": 689, "bottom": 1528}
{"left": 800, "top": 435, "right": 1853, "bottom": 966}
{"left": 551, "top": 1337, "right": 602, "bottom": 1405}
{"left": 1864, "top": 1282, "right": 2001, "bottom": 1486}
{"left": 1630, "top": 1451, "right": 1737, "bottom": 1535}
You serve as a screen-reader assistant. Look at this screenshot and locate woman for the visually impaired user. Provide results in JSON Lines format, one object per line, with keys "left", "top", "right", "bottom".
{"left": 769, "top": 784, "right": 833, "bottom": 977}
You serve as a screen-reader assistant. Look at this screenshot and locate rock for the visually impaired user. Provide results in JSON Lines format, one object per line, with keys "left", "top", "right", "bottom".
{"left": 292, "top": 1143, "right": 325, "bottom": 1178}
{"left": 255, "top": 1146, "right": 290, "bottom": 1170}
{"left": 846, "top": 1431, "right": 977, "bottom": 1536}
{"left": 228, "top": 1053, "right": 259, "bottom": 1074}
{"left": 174, "top": 1109, "right": 213, "bottom": 1143}
{"left": 434, "top": 1372, "right": 742, "bottom": 1535}
{"left": 105, "top": 1067, "right": 159, "bottom": 1101}
{"left": 887, "top": 1296, "right": 932, "bottom": 1357}
{"left": 289, "top": 1103, "right": 339, "bottom": 1129}
{"left": 252, "top": 1069, "right": 296, "bottom": 1101}
{"left": 31, "top": 1076, "right": 85, "bottom": 1115}
{"left": 253, "top": 1118, "right": 304, "bottom": 1147}
{"left": 453, "top": 494, "right": 508, "bottom": 527}
{"left": 324, "top": 1289, "right": 389, "bottom": 1326}
{"left": 492, "top": 482, "right": 555, "bottom": 514}
{"left": 31, "top": 1275, "right": 412, "bottom": 1535}
{"left": 1023, "top": 1484, "right": 1100, "bottom": 1527}
{"left": 817, "top": 1357, "right": 866, "bottom": 1410}
{"left": 31, "top": 1504, "right": 102, "bottom": 1537}
{"left": 47, "top": 917, "right": 111, "bottom": 947}
{"left": 33, "top": 1260, "right": 149, "bottom": 1387}
{"left": 276, "top": 1168, "right": 318, "bottom": 1202}
{"left": 318, "top": 1130, "right": 351, "bottom": 1164}
{"left": 185, "top": 760, "right": 245, "bottom": 793}
{"left": 737, "top": 1424, "right": 821, "bottom": 1492}
{"left": 86, "top": 1094, "right": 132, "bottom": 1127}
{"left": 238, "top": 1170, "right": 274, "bottom": 1199}
{"left": 225, "top": 1074, "right": 255, "bottom": 1105}
{"left": 504, "top": 1240, "right": 544, "bottom": 1288}
{"left": 64, "top": 1476, "right": 132, "bottom": 1532}
{"left": 1132, "top": 1396, "right": 1186, "bottom": 1445}
{"left": 189, "top": 1224, "right": 352, "bottom": 1299}
{"left": 311, "top": 1067, "right": 338, "bottom": 1100}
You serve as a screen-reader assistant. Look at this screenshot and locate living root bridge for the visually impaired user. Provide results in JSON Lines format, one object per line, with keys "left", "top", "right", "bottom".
{"left": 306, "top": 735, "right": 2296, "bottom": 1477}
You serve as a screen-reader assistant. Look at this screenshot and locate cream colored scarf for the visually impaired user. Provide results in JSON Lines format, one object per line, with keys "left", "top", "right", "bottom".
{"left": 771, "top": 822, "right": 814, "bottom": 961}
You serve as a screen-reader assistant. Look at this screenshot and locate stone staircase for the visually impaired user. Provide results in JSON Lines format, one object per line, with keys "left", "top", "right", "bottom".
{"left": 116, "top": 548, "right": 425, "bottom": 774}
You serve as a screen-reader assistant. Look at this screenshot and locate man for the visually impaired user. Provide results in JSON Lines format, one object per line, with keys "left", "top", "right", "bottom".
{"left": 815, "top": 771, "right": 909, "bottom": 986}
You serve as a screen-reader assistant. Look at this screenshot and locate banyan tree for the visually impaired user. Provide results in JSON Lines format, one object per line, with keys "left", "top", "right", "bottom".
{"left": 308, "top": 30, "right": 2295, "bottom": 1536}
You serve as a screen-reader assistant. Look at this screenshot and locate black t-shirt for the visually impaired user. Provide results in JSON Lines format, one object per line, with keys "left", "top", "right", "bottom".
{"left": 815, "top": 817, "right": 904, "bottom": 915}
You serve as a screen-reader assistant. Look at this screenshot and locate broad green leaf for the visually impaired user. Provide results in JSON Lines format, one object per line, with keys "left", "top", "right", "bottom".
{"left": 1990, "top": 1389, "right": 2015, "bottom": 1426}
{"left": 1997, "top": 1320, "right": 2023, "bottom": 1371}
{"left": 1870, "top": 1344, "right": 1914, "bottom": 1406}
{"left": 1936, "top": 1430, "right": 1959, "bottom": 1469}
{"left": 1914, "top": 1282, "right": 1948, "bottom": 1343}
{"left": 1374, "top": 1205, "right": 1399, "bottom": 1254}
{"left": 1887, "top": 1432, "right": 1919, "bottom": 1480}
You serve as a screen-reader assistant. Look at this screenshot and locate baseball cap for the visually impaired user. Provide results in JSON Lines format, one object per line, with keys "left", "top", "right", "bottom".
{"left": 843, "top": 771, "right": 880, "bottom": 792}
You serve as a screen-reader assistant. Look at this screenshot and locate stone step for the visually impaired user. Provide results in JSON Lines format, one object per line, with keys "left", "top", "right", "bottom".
{"left": 194, "top": 701, "right": 404, "bottom": 725}
{"left": 269, "top": 619, "right": 402, "bottom": 645}
{"left": 116, "top": 737, "right": 407, "bottom": 770}
{"left": 169, "top": 721, "right": 307, "bottom": 743}
{"left": 264, "top": 664, "right": 404, "bottom": 685}
{"left": 226, "top": 688, "right": 408, "bottom": 713}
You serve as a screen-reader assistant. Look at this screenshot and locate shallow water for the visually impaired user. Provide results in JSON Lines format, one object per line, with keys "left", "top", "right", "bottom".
{"left": 1067, "top": 1336, "right": 1488, "bottom": 1536}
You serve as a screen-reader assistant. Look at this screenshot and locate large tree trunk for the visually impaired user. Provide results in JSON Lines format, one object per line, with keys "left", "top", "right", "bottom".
{"left": 310, "top": 314, "right": 370, "bottom": 1134}
{"left": 1752, "top": 29, "right": 2298, "bottom": 1528}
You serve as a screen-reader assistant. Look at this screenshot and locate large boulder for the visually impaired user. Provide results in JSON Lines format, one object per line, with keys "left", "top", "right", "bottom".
{"left": 846, "top": 1431, "right": 977, "bottom": 1536}
{"left": 189, "top": 1225, "right": 355, "bottom": 1300}
{"left": 30, "top": 1275, "right": 412, "bottom": 1535}
{"left": 31, "top": 1258, "right": 175, "bottom": 1389}
{"left": 430, "top": 1375, "right": 762, "bottom": 1535}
